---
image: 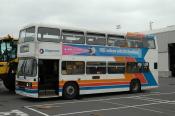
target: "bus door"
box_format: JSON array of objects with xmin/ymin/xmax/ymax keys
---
[{"xmin": 38, "ymin": 59, "xmax": 59, "ymax": 97}]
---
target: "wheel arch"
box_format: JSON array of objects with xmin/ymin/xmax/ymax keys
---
[
  {"xmin": 63, "ymin": 81, "xmax": 80, "ymax": 94},
  {"xmin": 130, "ymin": 78, "xmax": 142, "ymax": 93}
]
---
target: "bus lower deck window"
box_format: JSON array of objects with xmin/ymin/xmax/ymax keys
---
[
  {"xmin": 62, "ymin": 61, "xmax": 85, "ymax": 75},
  {"xmin": 86, "ymin": 62, "xmax": 106, "ymax": 74}
]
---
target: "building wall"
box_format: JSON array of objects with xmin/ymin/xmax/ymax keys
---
[
  {"xmin": 156, "ymin": 31, "xmax": 175, "ymax": 52},
  {"xmin": 155, "ymin": 30, "xmax": 175, "ymax": 77}
]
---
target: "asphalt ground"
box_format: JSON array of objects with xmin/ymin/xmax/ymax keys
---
[{"xmin": 1, "ymin": 77, "xmax": 175, "ymax": 116}]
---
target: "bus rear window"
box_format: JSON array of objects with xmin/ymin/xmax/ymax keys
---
[
  {"xmin": 37, "ymin": 27, "xmax": 61, "ymax": 42},
  {"xmin": 143, "ymin": 38, "xmax": 156, "ymax": 49}
]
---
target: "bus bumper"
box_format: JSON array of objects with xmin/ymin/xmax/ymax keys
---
[{"xmin": 16, "ymin": 86, "xmax": 38, "ymax": 98}]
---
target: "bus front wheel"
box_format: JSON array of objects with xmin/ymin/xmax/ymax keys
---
[
  {"xmin": 130, "ymin": 79, "xmax": 141, "ymax": 93},
  {"xmin": 63, "ymin": 82, "xmax": 79, "ymax": 99},
  {"xmin": 3, "ymin": 75, "xmax": 15, "ymax": 91}
]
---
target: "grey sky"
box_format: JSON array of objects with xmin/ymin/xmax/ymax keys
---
[{"xmin": 0, "ymin": 0, "xmax": 175, "ymax": 37}]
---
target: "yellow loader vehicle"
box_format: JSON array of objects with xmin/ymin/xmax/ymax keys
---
[{"xmin": 0, "ymin": 35, "xmax": 18, "ymax": 91}]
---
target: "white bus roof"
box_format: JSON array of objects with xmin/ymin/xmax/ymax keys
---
[
  {"xmin": 20, "ymin": 23, "xmax": 125, "ymax": 36},
  {"xmin": 144, "ymin": 25, "xmax": 175, "ymax": 34}
]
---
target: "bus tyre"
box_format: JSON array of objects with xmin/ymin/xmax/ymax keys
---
[
  {"xmin": 63, "ymin": 82, "xmax": 79, "ymax": 99},
  {"xmin": 3, "ymin": 76, "xmax": 15, "ymax": 91},
  {"xmin": 130, "ymin": 79, "xmax": 141, "ymax": 93},
  {"xmin": 4, "ymin": 63, "xmax": 17, "ymax": 91}
]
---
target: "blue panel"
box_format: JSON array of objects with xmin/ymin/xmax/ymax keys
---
[
  {"xmin": 143, "ymin": 72, "xmax": 158, "ymax": 86},
  {"xmin": 80, "ymin": 84, "xmax": 130, "ymax": 90},
  {"xmin": 16, "ymin": 87, "xmax": 38, "ymax": 93},
  {"xmin": 142, "ymin": 48, "xmax": 148, "ymax": 58}
]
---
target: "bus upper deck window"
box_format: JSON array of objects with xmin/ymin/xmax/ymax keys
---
[
  {"xmin": 127, "ymin": 41, "xmax": 142, "ymax": 48},
  {"xmin": 25, "ymin": 27, "xmax": 35, "ymax": 42},
  {"xmin": 63, "ymin": 35, "xmax": 84, "ymax": 44},
  {"xmin": 127, "ymin": 38, "xmax": 143, "ymax": 48},
  {"xmin": 37, "ymin": 27, "xmax": 61, "ymax": 42},
  {"xmin": 86, "ymin": 37, "xmax": 106, "ymax": 45},
  {"xmin": 143, "ymin": 38, "xmax": 155, "ymax": 49},
  {"xmin": 19, "ymin": 27, "xmax": 35, "ymax": 43},
  {"xmin": 62, "ymin": 30, "xmax": 85, "ymax": 44},
  {"xmin": 107, "ymin": 35, "xmax": 125, "ymax": 47},
  {"xmin": 86, "ymin": 32, "xmax": 106, "ymax": 45}
]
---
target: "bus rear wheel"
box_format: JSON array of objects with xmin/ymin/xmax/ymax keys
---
[
  {"xmin": 63, "ymin": 82, "xmax": 79, "ymax": 99},
  {"xmin": 130, "ymin": 79, "xmax": 141, "ymax": 93}
]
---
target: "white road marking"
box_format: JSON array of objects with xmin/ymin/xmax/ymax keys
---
[
  {"xmin": 24, "ymin": 91, "xmax": 175, "ymax": 116},
  {"xmin": 54, "ymin": 101, "xmax": 175, "ymax": 116},
  {"xmin": 132, "ymin": 96, "xmax": 169, "ymax": 102},
  {"xmin": 140, "ymin": 105, "xmax": 175, "ymax": 114},
  {"xmin": 102, "ymin": 101, "xmax": 164, "ymax": 114},
  {"xmin": 0, "ymin": 110, "xmax": 29, "ymax": 116},
  {"xmin": 25, "ymin": 91, "xmax": 175, "ymax": 108},
  {"xmin": 25, "ymin": 106, "xmax": 49, "ymax": 116}
]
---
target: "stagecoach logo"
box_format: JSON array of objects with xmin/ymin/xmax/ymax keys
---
[
  {"xmin": 40, "ymin": 49, "xmax": 59, "ymax": 54},
  {"xmin": 40, "ymin": 49, "xmax": 44, "ymax": 54}
]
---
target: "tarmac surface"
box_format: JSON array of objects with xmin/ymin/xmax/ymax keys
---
[{"xmin": 1, "ymin": 77, "xmax": 175, "ymax": 116}]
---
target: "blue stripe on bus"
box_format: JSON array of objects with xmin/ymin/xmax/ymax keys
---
[
  {"xmin": 16, "ymin": 87, "xmax": 38, "ymax": 93},
  {"xmin": 58, "ymin": 83, "xmax": 157, "ymax": 93},
  {"xmin": 135, "ymin": 58, "xmax": 145, "ymax": 62},
  {"xmin": 58, "ymin": 84, "xmax": 129, "ymax": 92},
  {"xmin": 143, "ymin": 72, "xmax": 158, "ymax": 86},
  {"xmin": 80, "ymin": 84, "xmax": 130, "ymax": 90},
  {"xmin": 142, "ymin": 48, "xmax": 148, "ymax": 58},
  {"xmin": 136, "ymin": 48, "xmax": 158, "ymax": 87}
]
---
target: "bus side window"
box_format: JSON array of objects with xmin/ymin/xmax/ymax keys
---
[
  {"xmin": 126, "ymin": 62, "xmax": 142, "ymax": 73},
  {"xmin": 127, "ymin": 62, "xmax": 149, "ymax": 73},
  {"xmin": 62, "ymin": 30, "xmax": 85, "ymax": 44},
  {"xmin": 108, "ymin": 62, "xmax": 125, "ymax": 74},
  {"xmin": 62, "ymin": 61, "xmax": 85, "ymax": 75},
  {"xmin": 107, "ymin": 34, "xmax": 125, "ymax": 47},
  {"xmin": 127, "ymin": 40, "xmax": 143, "ymax": 48},
  {"xmin": 62, "ymin": 35, "xmax": 85, "ymax": 44},
  {"xmin": 86, "ymin": 32, "xmax": 106, "ymax": 46},
  {"xmin": 86, "ymin": 62, "xmax": 106, "ymax": 74},
  {"xmin": 37, "ymin": 27, "xmax": 61, "ymax": 42}
]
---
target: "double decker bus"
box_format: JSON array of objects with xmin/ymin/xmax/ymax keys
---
[{"xmin": 16, "ymin": 24, "xmax": 158, "ymax": 99}]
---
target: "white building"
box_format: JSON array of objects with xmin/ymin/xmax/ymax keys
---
[{"xmin": 145, "ymin": 26, "xmax": 175, "ymax": 77}]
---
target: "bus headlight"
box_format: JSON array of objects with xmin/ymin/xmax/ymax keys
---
[{"xmin": 26, "ymin": 82, "xmax": 32, "ymax": 87}]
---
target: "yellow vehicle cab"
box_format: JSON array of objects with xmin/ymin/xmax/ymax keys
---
[{"xmin": 0, "ymin": 35, "xmax": 18, "ymax": 91}]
